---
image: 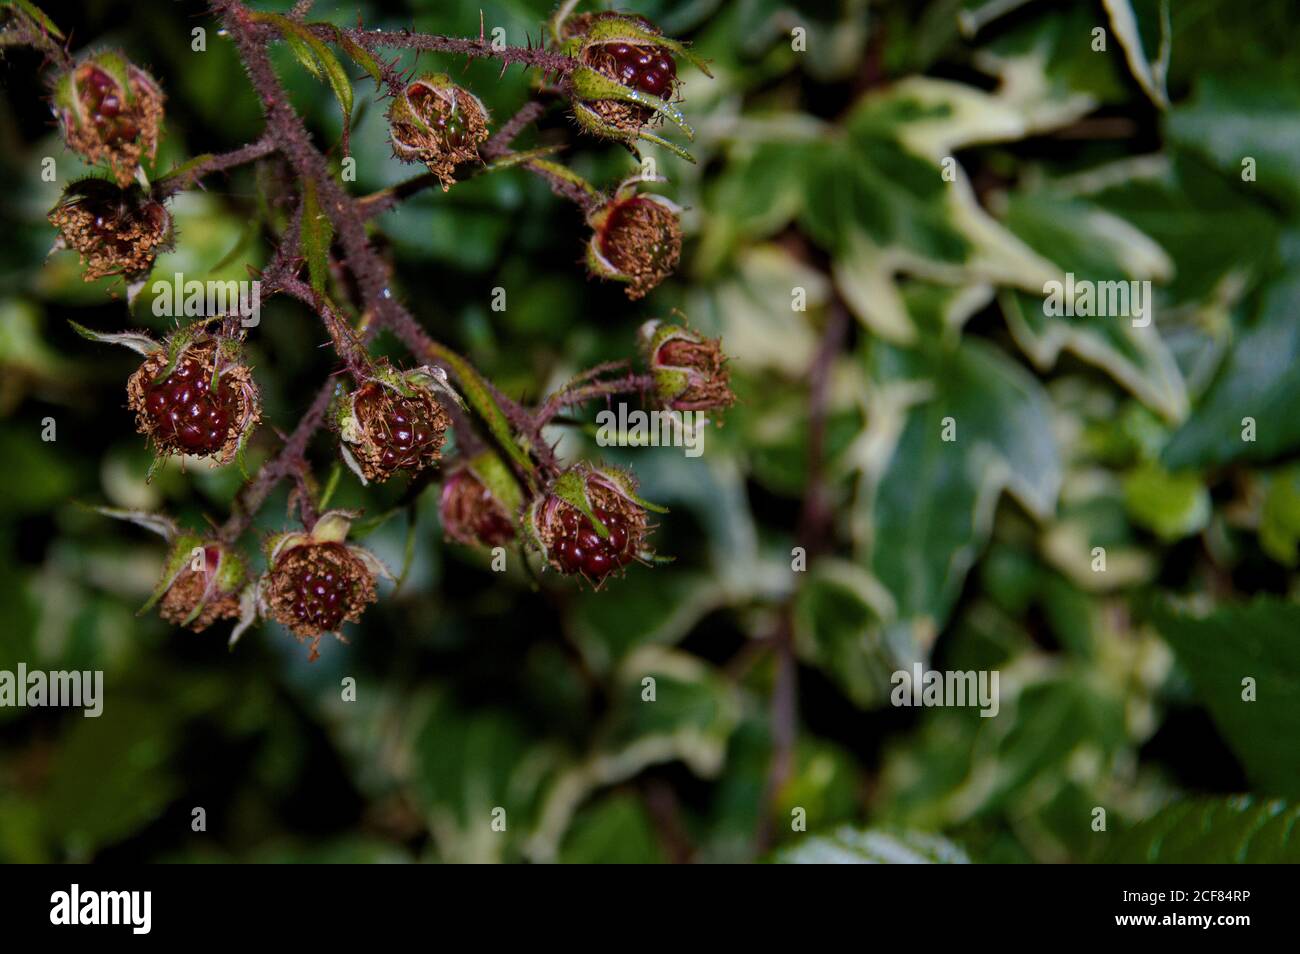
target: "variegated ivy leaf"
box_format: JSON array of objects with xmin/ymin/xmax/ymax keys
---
[
  {"xmin": 958, "ymin": 0, "xmax": 1038, "ymax": 39},
  {"xmin": 773, "ymin": 827, "xmax": 970, "ymax": 864},
  {"xmin": 850, "ymin": 337, "xmax": 1062, "ymax": 639},
  {"xmin": 995, "ymin": 189, "xmax": 1185, "ymax": 422},
  {"xmin": 972, "ymin": 0, "xmax": 1132, "ymax": 111},
  {"xmin": 411, "ymin": 692, "xmax": 560, "ymax": 864},
  {"xmin": 705, "ymin": 68, "xmax": 1099, "ymax": 344},
  {"xmin": 792, "ymin": 559, "xmax": 899, "ymax": 709},
  {"xmin": 525, "ymin": 647, "xmax": 740, "ymax": 862},
  {"xmin": 688, "ymin": 245, "xmax": 823, "ymax": 377},
  {"xmin": 1050, "ymin": 152, "xmax": 1283, "ymax": 399},
  {"xmin": 822, "ymin": 76, "xmax": 1093, "ymax": 342},
  {"xmin": 1101, "ymin": 0, "xmax": 1172, "ymax": 108}
]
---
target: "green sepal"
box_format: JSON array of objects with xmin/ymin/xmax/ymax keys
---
[
  {"xmin": 552, "ymin": 469, "xmax": 610, "ymax": 538},
  {"xmin": 138, "ymin": 532, "xmax": 202, "ymax": 615},
  {"xmin": 599, "ymin": 465, "xmax": 669, "ymax": 514},
  {"xmin": 570, "ymin": 66, "xmax": 694, "ymax": 140},
  {"xmin": 586, "ymin": 233, "xmax": 630, "ymax": 282},
  {"xmin": 311, "ymin": 509, "xmax": 355, "ymax": 544},
  {"xmin": 67, "ymin": 320, "xmax": 159, "ymax": 356},
  {"xmin": 630, "ymin": 126, "xmax": 697, "ymax": 163}
]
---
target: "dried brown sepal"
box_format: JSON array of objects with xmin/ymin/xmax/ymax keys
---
[
  {"xmin": 159, "ymin": 566, "xmax": 241, "ymax": 631},
  {"xmin": 47, "ymin": 179, "xmax": 171, "ymax": 282},
  {"xmin": 588, "ymin": 192, "xmax": 682, "ymax": 300},
  {"xmin": 387, "ymin": 74, "xmax": 490, "ymax": 190},
  {"xmin": 264, "ymin": 542, "xmax": 377, "ymax": 651}
]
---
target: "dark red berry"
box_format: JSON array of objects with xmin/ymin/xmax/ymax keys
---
[
  {"xmin": 141, "ymin": 353, "xmax": 238, "ymax": 455},
  {"xmin": 78, "ymin": 66, "xmax": 140, "ymax": 148},
  {"xmin": 593, "ymin": 42, "xmax": 677, "ymax": 98},
  {"xmin": 355, "ymin": 383, "xmax": 444, "ymax": 473},
  {"xmin": 284, "ymin": 544, "xmax": 355, "ymax": 633},
  {"xmin": 550, "ymin": 503, "xmax": 635, "ymax": 581}
]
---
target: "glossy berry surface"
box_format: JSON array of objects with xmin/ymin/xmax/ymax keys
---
[
  {"xmin": 551, "ymin": 505, "xmax": 635, "ymax": 580},
  {"xmin": 597, "ymin": 42, "xmax": 677, "ymax": 98},
  {"xmin": 284, "ymin": 545, "xmax": 354, "ymax": 633},
  {"xmin": 143, "ymin": 353, "xmax": 237, "ymax": 455},
  {"xmin": 78, "ymin": 65, "xmax": 139, "ymax": 145},
  {"xmin": 355, "ymin": 383, "xmax": 441, "ymax": 472}
]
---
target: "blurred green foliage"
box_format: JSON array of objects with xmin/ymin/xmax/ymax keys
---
[{"xmin": 3, "ymin": 0, "xmax": 1300, "ymax": 863}]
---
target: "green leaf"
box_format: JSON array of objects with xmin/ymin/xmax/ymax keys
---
[
  {"xmin": 1259, "ymin": 465, "xmax": 1300, "ymax": 566},
  {"xmin": 1163, "ymin": 271, "xmax": 1300, "ymax": 468},
  {"xmin": 413, "ymin": 694, "xmax": 558, "ymax": 863},
  {"xmin": 1152, "ymin": 598, "xmax": 1300, "ymax": 794},
  {"xmin": 558, "ymin": 794, "xmax": 666, "ymax": 864},
  {"xmin": 299, "ymin": 177, "xmax": 332, "ymax": 296},
  {"xmin": 997, "ymin": 187, "xmax": 1184, "ymax": 421},
  {"xmin": 1122, "ymin": 463, "xmax": 1209, "ymax": 541},
  {"xmin": 792, "ymin": 560, "xmax": 897, "ymax": 708},
  {"xmin": 320, "ymin": 26, "xmax": 383, "ymax": 88},
  {"xmin": 1084, "ymin": 152, "xmax": 1280, "ymax": 310},
  {"xmin": 431, "ymin": 345, "xmax": 534, "ymax": 476},
  {"xmin": 257, "ymin": 13, "xmax": 353, "ymax": 139},
  {"xmin": 1104, "ymin": 796, "xmax": 1300, "ymax": 863},
  {"xmin": 5, "ymin": 0, "xmax": 63, "ymax": 38},
  {"xmin": 43, "ymin": 697, "xmax": 180, "ymax": 857},
  {"xmin": 527, "ymin": 648, "xmax": 740, "ymax": 862},
  {"xmin": 855, "ymin": 337, "xmax": 1061, "ymax": 634},
  {"xmin": 1167, "ymin": 74, "xmax": 1300, "ymax": 213},
  {"xmin": 973, "ymin": 1, "xmax": 1129, "ymax": 106},
  {"xmin": 772, "ymin": 827, "xmax": 970, "ymax": 864}
]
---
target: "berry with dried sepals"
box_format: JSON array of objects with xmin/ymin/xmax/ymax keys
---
[
  {"xmin": 640, "ymin": 319, "xmax": 734, "ymax": 412},
  {"xmin": 146, "ymin": 535, "xmax": 248, "ymax": 632},
  {"xmin": 587, "ymin": 179, "xmax": 682, "ymax": 300},
  {"xmin": 556, "ymin": 12, "xmax": 709, "ymax": 160},
  {"xmin": 124, "ymin": 328, "xmax": 260, "ymax": 469},
  {"xmin": 387, "ymin": 74, "xmax": 490, "ymax": 190},
  {"xmin": 440, "ymin": 451, "xmax": 522, "ymax": 548},
  {"xmin": 47, "ymin": 178, "xmax": 172, "ymax": 284},
  {"xmin": 254, "ymin": 510, "xmax": 391, "ymax": 660},
  {"xmin": 92, "ymin": 507, "xmax": 248, "ymax": 634},
  {"xmin": 524, "ymin": 463, "xmax": 667, "ymax": 585},
  {"xmin": 331, "ymin": 360, "xmax": 455, "ymax": 484},
  {"xmin": 52, "ymin": 51, "xmax": 164, "ymax": 186}
]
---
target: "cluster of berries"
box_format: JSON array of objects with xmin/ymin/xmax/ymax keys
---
[{"xmin": 41, "ymin": 9, "xmax": 728, "ymax": 663}]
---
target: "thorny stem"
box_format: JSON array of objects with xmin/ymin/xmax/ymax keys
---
[
  {"xmin": 0, "ymin": 12, "xmax": 71, "ymax": 69},
  {"xmin": 479, "ymin": 101, "xmax": 548, "ymax": 159},
  {"xmin": 305, "ymin": 24, "xmax": 578, "ymax": 76},
  {"xmin": 14, "ymin": 0, "xmax": 671, "ymax": 539},
  {"xmin": 154, "ymin": 137, "xmax": 277, "ymax": 196},
  {"xmin": 218, "ymin": 375, "xmax": 337, "ymax": 543},
  {"xmin": 534, "ymin": 371, "xmax": 655, "ymax": 430}
]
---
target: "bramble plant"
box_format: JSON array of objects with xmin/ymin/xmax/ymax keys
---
[{"xmin": 9, "ymin": 0, "xmax": 731, "ymax": 657}]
